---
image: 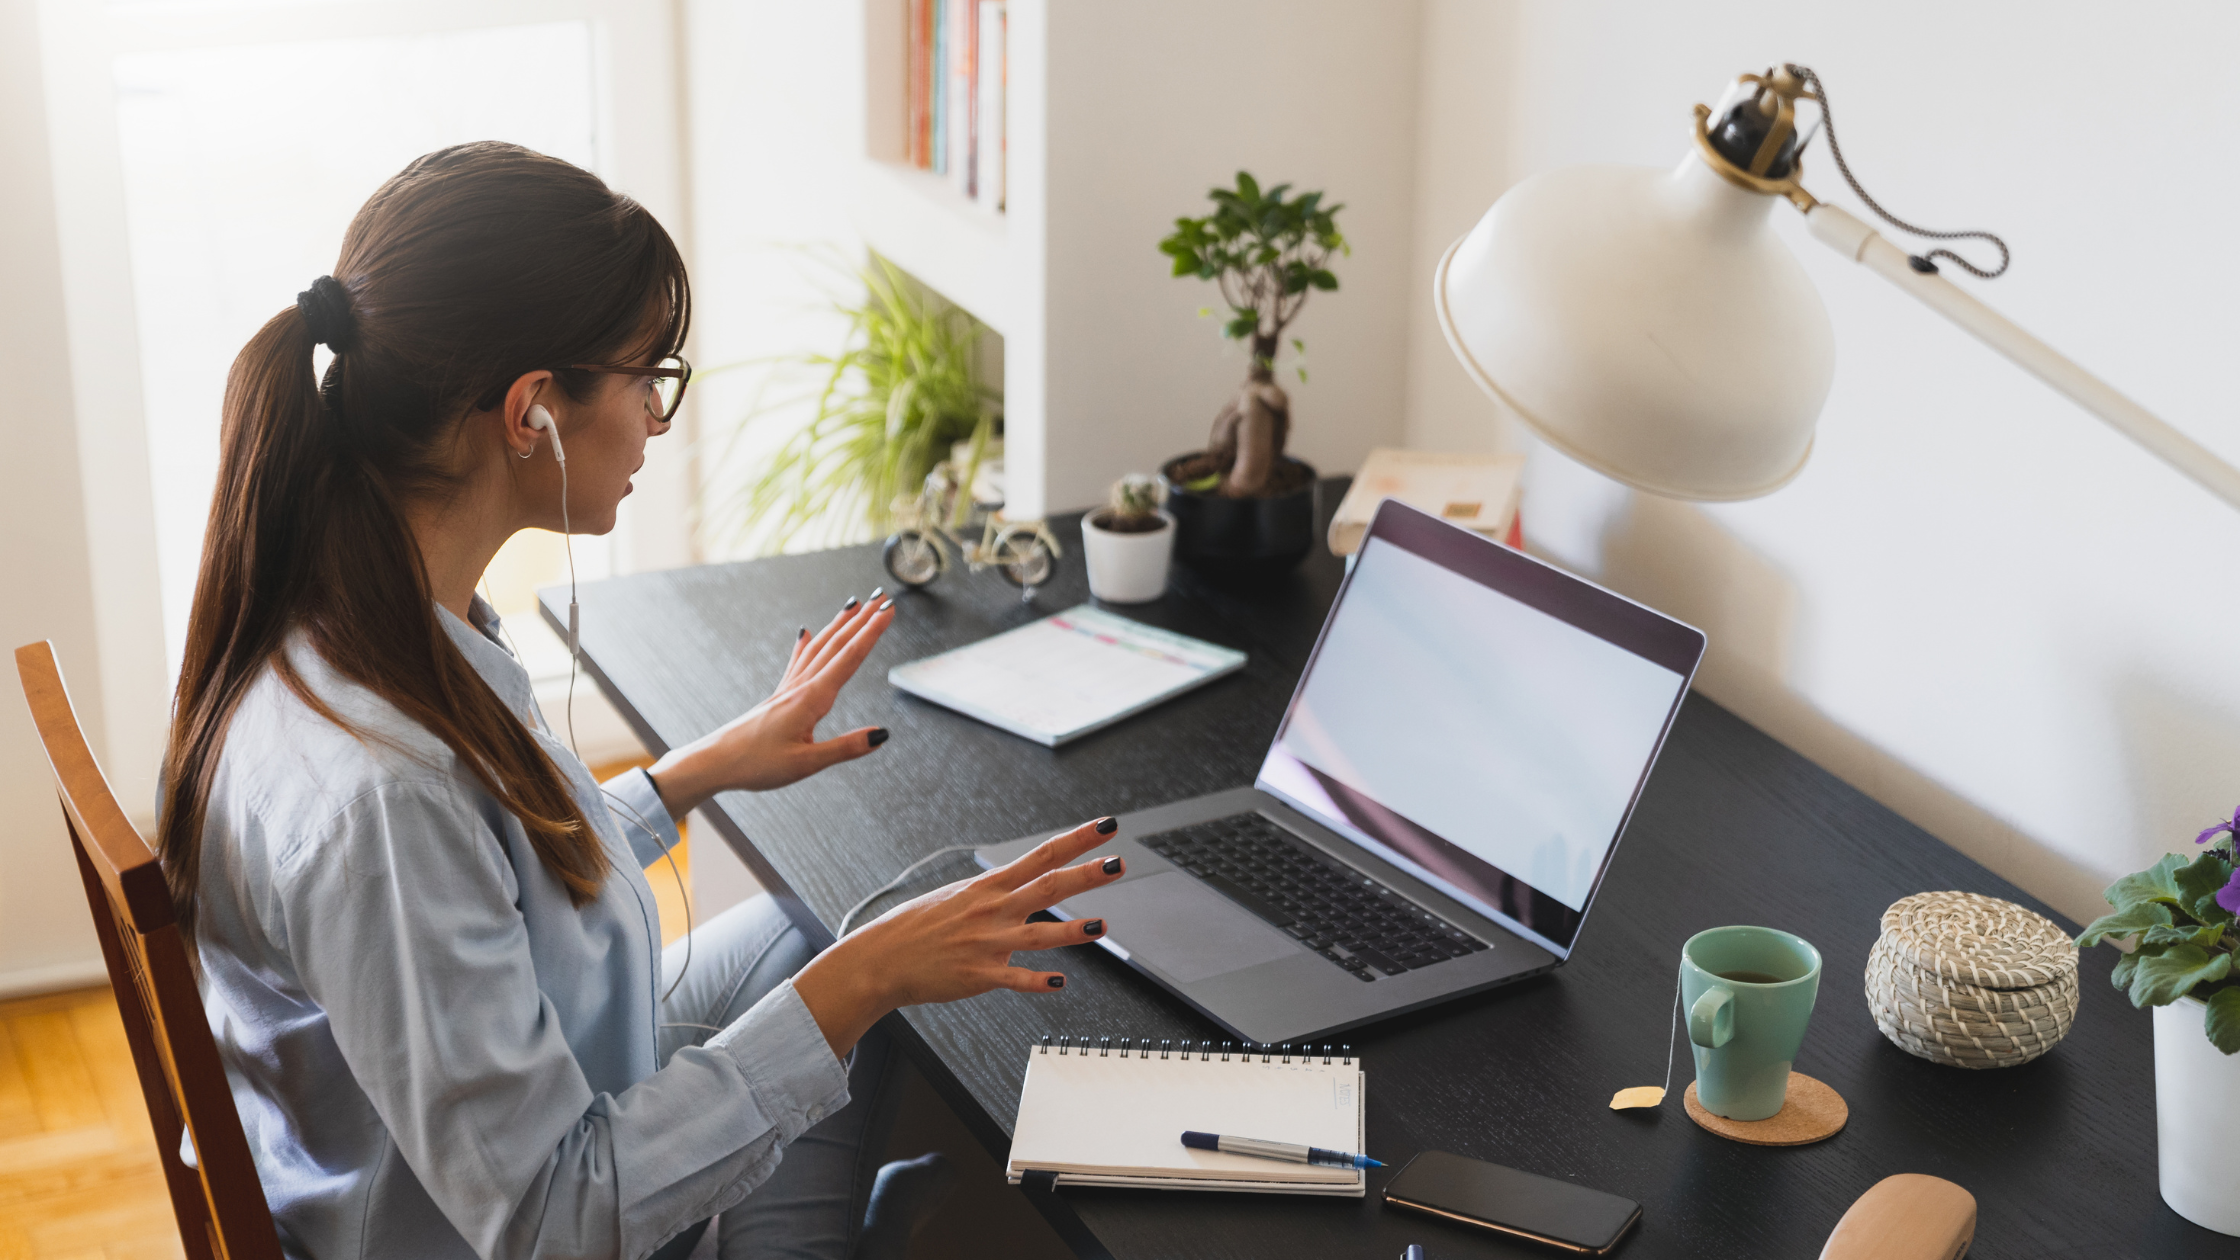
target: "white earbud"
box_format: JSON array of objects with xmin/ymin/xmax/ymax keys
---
[
  {"xmin": 524, "ymin": 402, "xmax": 579, "ymax": 658},
  {"xmin": 525, "ymin": 404, "xmax": 565, "ymax": 464}
]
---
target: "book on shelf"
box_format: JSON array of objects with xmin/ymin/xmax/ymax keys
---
[
  {"xmin": 930, "ymin": 0, "xmax": 947, "ymax": 175},
  {"xmin": 975, "ymin": 0, "xmax": 1005, "ymax": 210},
  {"xmin": 900, "ymin": 0, "xmax": 1005, "ymax": 211},
  {"xmin": 1327, "ymin": 448, "xmax": 1526, "ymax": 556},
  {"xmin": 948, "ymin": 0, "xmax": 973, "ymax": 191},
  {"xmin": 907, "ymin": 0, "xmax": 931, "ymax": 168}
]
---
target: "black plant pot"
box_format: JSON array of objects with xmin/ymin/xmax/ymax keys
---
[{"xmin": 1160, "ymin": 455, "xmax": 1319, "ymax": 581}]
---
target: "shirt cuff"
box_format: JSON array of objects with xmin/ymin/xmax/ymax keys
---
[
  {"xmin": 603, "ymin": 767, "xmax": 682, "ymax": 868},
  {"xmin": 709, "ymin": 979, "xmax": 852, "ymax": 1141}
]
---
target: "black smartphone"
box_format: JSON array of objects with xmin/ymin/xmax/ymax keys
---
[{"xmin": 1383, "ymin": 1150, "xmax": 1642, "ymax": 1255}]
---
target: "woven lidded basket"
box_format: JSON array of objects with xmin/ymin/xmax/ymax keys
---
[{"xmin": 1866, "ymin": 890, "xmax": 2080, "ymax": 1069}]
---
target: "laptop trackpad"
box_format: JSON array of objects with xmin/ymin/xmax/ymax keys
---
[{"xmin": 1068, "ymin": 872, "xmax": 1302, "ymax": 984}]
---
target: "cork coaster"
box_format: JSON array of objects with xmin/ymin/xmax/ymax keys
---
[{"xmin": 1682, "ymin": 1072, "xmax": 1847, "ymax": 1146}]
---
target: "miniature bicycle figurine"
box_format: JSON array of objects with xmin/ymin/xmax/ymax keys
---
[{"xmin": 882, "ymin": 460, "xmax": 1061, "ymax": 594}]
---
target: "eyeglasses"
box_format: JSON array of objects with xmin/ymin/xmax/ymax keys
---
[{"xmin": 568, "ymin": 355, "xmax": 692, "ymax": 423}]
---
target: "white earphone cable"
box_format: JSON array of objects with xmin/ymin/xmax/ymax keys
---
[
  {"xmin": 535, "ymin": 410, "xmax": 692, "ymax": 1001},
  {"xmin": 557, "ymin": 446, "xmax": 580, "ymax": 761},
  {"xmin": 837, "ymin": 846, "xmax": 983, "ymax": 937},
  {"xmin": 536, "ymin": 413, "xmax": 695, "ymax": 1001},
  {"xmin": 601, "ymin": 786, "xmax": 696, "ymax": 1005}
]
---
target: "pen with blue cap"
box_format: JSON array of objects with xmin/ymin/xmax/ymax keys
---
[{"xmin": 1180, "ymin": 1130, "xmax": 1385, "ymax": 1169}]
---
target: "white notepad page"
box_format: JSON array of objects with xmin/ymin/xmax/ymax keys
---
[
  {"xmin": 1008, "ymin": 1043, "xmax": 1364, "ymax": 1193},
  {"xmin": 887, "ymin": 605, "xmax": 1246, "ymax": 746}
]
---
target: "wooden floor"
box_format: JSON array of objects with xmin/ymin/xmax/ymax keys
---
[{"xmin": 0, "ymin": 986, "xmax": 181, "ymax": 1259}]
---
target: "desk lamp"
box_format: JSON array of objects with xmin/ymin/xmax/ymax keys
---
[{"xmin": 1433, "ymin": 63, "xmax": 2240, "ymax": 508}]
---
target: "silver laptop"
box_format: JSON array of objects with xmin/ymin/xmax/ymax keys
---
[{"xmin": 975, "ymin": 498, "xmax": 1706, "ymax": 1045}]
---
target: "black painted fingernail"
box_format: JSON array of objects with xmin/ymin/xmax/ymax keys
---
[
  {"xmin": 1101, "ymin": 856, "xmax": 1123, "ymax": 876},
  {"xmin": 1084, "ymin": 919, "xmax": 1104, "ymax": 937},
  {"xmin": 1047, "ymin": 975, "xmax": 1066, "ymax": 988},
  {"xmin": 798, "ymin": 627, "xmax": 807, "ymax": 639},
  {"xmin": 1095, "ymin": 817, "xmax": 1118, "ymax": 835},
  {"xmin": 843, "ymin": 596, "xmax": 860, "ymax": 612},
  {"xmin": 868, "ymin": 728, "xmax": 890, "ymax": 748}
]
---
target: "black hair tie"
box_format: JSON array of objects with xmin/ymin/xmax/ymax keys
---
[{"xmin": 295, "ymin": 275, "xmax": 357, "ymax": 352}]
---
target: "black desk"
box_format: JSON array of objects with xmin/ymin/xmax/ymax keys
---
[{"xmin": 550, "ymin": 482, "xmax": 2219, "ymax": 1259}]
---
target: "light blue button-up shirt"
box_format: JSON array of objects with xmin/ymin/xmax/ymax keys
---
[{"xmin": 193, "ymin": 599, "xmax": 849, "ymax": 1259}]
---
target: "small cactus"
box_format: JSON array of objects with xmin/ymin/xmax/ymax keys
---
[
  {"xmin": 1091, "ymin": 474, "xmax": 1168, "ymax": 535},
  {"xmin": 1110, "ymin": 473, "xmax": 1166, "ymax": 522}
]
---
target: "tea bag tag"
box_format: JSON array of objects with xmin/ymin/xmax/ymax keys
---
[{"xmin": 1610, "ymin": 973, "xmax": 1683, "ymax": 1111}]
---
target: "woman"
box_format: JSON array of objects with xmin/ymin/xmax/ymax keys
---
[{"xmin": 163, "ymin": 141, "xmax": 1121, "ymax": 1260}]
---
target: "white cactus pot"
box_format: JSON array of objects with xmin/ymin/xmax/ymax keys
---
[
  {"xmin": 2155, "ymin": 996, "xmax": 2240, "ymax": 1235},
  {"xmin": 1080, "ymin": 511, "xmax": 1175, "ymax": 604}
]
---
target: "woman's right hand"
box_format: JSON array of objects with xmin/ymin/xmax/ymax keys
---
[{"xmin": 792, "ymin": 818, "xmax": 1125, "ymax": 1059}]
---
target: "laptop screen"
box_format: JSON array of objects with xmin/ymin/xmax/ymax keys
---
[{"xmin": 1255, "ymin": 499, "xmax": 1704, "ymax": 956}]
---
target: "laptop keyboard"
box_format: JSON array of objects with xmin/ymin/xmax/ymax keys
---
[{"xmin": 1141, "ymin": 813, "xmax": 1490, "ymax": 982}]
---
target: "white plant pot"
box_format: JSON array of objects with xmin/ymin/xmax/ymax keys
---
[
  {"xmin": 2155, "ymin": 997, "xmax": 2240, "ymax": 1234},
  {"xmin": 1081, "ymin": 512, "xmax": 1175, "ymax": 604}
]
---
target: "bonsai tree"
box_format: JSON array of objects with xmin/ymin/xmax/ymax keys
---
[
  {"xmin": 1159, "ymin": 172, "xmax": 1345, "ymax": 498},
  {"xmin": 2076, "ymin": 805, "xmax": 2240, "ymax": 1052}
]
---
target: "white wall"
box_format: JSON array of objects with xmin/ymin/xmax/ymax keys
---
[
  {"xmin": 1, "ymin": 0, "xmax": 110, "ymax": 996},
  {"xmin": 1040, "ymin": 0, "xmax": 1422, "ymax": 511},
  {"xmin": 1405, "ymin": 0, "xmax": 2240, "ymax": 924},
  {"xmin": 681, "ymin": 0, "xmax": 872, "ymax": 560},
  {"xmin": 37, "ymin": 0, "xmax": 175, "ymax": 843}
]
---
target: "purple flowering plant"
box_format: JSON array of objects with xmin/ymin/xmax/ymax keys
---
[{"xmin": 2076, "ymin": 805, "xmax": 2240, "ymax": 1054}]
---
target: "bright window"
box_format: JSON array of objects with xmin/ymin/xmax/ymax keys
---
[{"xmin": 112, "ymin": 17, "xmax": 608, "ymax": 678}]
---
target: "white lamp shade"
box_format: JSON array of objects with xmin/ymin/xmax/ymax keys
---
[{"xmin": 1434, "ymin": 154, "xmax": 1836, "ymax": 500}]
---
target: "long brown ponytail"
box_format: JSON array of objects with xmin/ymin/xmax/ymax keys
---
[{"xmin": 160, "ymin": 142, "xmax": 690, "ymax": 947}]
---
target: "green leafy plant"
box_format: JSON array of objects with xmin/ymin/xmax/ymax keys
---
[
  {"xmin": 2077, "ymin": 809, "xmax": 2240, "ymax": 1053},
  {"xmin": 1157, "ymin": 171, "xmax": 1345, "ymax": 498},
  {"xmin": 724, "ymin": 253, "xmax": 998, "ymax": 552}
]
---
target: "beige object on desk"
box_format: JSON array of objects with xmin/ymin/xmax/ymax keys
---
[
  {"xmin": 1327, "ymin": 448, "xmax": 1524, "ymax": 556},
  {"xmin": 1867, "ymin": 890, "xmax": 2079, "ymax": 1069},
  {"xmin": 1817, "ymin": 1173, "xmax": 1976, "ymax": 1260}
]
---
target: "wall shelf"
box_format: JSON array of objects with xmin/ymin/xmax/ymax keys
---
[
  {"xmin": 704, "ymin": 0, "xmax": 1420, "ymax": 519},
  {"xmin": 855, "ymin": 158, "xmax": 1016, "ymax": 336}
]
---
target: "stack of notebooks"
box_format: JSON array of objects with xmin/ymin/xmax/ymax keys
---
[
  {"xmin": 905, "ymin": 0, "xmax": 1005, "ymax": 211},
  {"xmin": 1006, "ymin": 1035, "xmax": 1367, "ymax": 1196}
]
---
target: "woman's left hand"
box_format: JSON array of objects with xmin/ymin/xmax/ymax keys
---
[{"xmin": 646, "ymin": 591, "xmax": 896, "ymax": 816}]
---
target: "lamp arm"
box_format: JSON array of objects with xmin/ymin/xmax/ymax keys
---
[{"xmin": 1804, "ymin": 203, "xmax": 2240, "ymax": 513}]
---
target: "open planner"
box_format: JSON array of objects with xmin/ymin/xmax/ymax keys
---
[
  {"xmin": 1006, "ymin": 1036, "xmax": 1367, "ymax": 1196},
  {"xmin": 887, "ymin": 604, "xmax": 1246, "ymax": 747}
]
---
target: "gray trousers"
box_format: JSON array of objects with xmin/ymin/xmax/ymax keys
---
[{"xmin": 651, "ymin": 895, "xmax": 897, "ymax": 1260}]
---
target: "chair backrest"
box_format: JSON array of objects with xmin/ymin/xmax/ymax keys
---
[{"xmin": 14, "ymin": 641, "xmax": 281, "ymax": 1260}]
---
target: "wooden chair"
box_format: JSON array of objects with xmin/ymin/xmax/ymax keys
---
[{"xmin": 15, "ymin": 641, "xmax": 281, "ymax": 1260}]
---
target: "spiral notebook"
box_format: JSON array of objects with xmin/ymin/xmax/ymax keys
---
[
  {"xmin": 1006, "ymin": 1036, "xmax": 1366, "ymax": 1196},
  {"xmin": 887, "ymin": 605, "xmax": 1247, "ymax": 747}
]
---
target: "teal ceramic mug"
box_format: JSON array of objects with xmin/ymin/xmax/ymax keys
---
[{"xmin": 1680, "ymin": 925, "xmax": 1823, "ymax": 1121}]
